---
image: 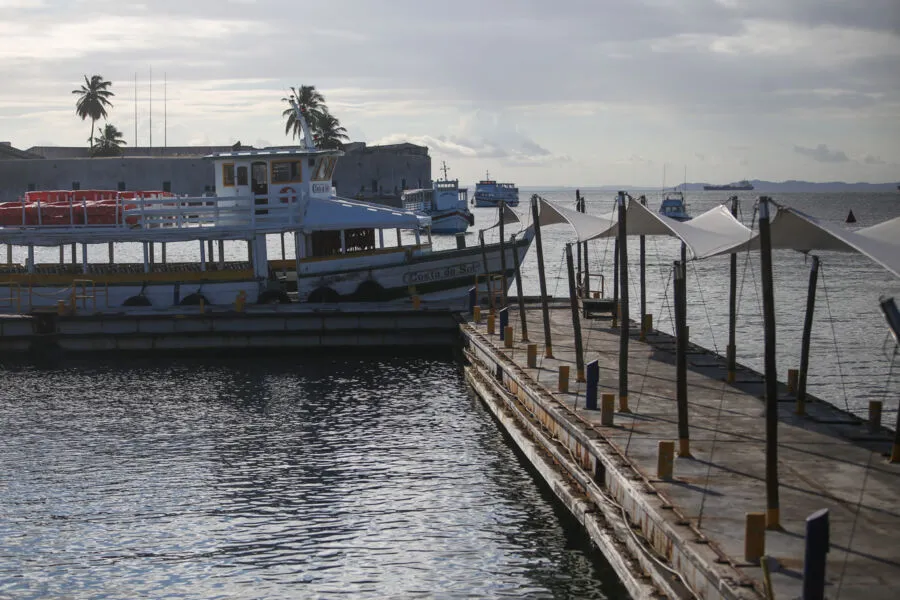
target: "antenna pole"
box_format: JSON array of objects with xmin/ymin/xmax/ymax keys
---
[
  {"xmin": 164, "ymin": 72, "xmax": 167, "ymax": 149},
  {"xmin": 149, "ymin": 66, "xmax": 152, "ymax": 152},
  {"xmin": 134, "ymin": 72, "xmax": 137, "ymax": 150}
]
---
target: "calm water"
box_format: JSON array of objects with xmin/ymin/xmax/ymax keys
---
[
  {"xmin": 467, "ymin": 190, "xmax": 900, "ymax": 418},
  {"xmin": 0, "ymin": 356, "xmax": 628, "ymax": 599}
]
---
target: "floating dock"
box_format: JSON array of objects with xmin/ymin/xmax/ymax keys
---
[
  {"xmin": 0, "ymin": 303, "xmax": 462, "ymax": 355},
  {"xmin": 462, "ymin": 305, "xmax": 900, "ymax": 600}
]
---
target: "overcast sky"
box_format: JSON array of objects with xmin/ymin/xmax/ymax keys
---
[{"xmin": 0, "ymin": 0, "xmax": 898, "ymax": 185}]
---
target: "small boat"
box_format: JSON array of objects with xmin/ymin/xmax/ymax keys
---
[
  {"xmin": 401, "ymin": 162, "xmax": 474, "ymax": 234},
  {"xmin": 472, "ymin": 172, "xmax": 519, "ymax": 208},
  {"xmin": 659, "ymin": 189, "xmax": 692, "ymax": 221},
  {"xmin": 0, "ymin": 101, "xmax": 533, "ymax": 312}
]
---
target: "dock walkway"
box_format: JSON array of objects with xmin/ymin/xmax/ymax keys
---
[{"xmin": 462, "ymin": 306, "xmax": 900, "ymax": 599}]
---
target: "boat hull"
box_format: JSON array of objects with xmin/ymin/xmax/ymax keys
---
[
  {"xmin": 430, "ymin": 210, "xmax": 474, "ymax": 234},
  {"xmin": 473, "ymin": 197, "xmax": 519, "ymax": 208}
]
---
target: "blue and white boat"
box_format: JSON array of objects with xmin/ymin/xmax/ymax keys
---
[
  {"xmin": 472, "ymin": 172, "xmax": 519, "ymax": 208},
  {"xmin": 659, "ymin": 189, "xmax": 691, "ymax": 221},
  {"xmin": 401, "ymin": 163, "xmax": 474, "ymax": 234}
]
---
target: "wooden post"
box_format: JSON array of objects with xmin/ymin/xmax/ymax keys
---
[
  {"xmin": 478, "ymin": 230, "xmax": 494, "ymax": 314},
  {"xmin": 758, "ymin": 196, "xmax": 780, "ymax": 530},
  {"xmin": 107, "ymin": 242, "xmax": 114, "ymax": 265},
  {"xmin": 218, "ymin": 239, "xmax": 225, "ymax": 269},
  {"xmin": 576, "ymin": 190, "xmax": 583, "ymax": 294},
  {"xmin": 797, "ymin": 256, "xmax": 819, "ymax": 415},
  {"xmin": 207, "ymin": 239, "xmax": 214, "ymax": 264},
  {"xmin": 558, "ymin": 365, "xmax": 569, "ymax": 393},
  {"xmin": 149, "ymin": 242, "xmax": 155, "ymax": 265},
  {"xmin": 612, "ymin": 234, "xmax": 619, "ymax": 307},
  {"xmin": 582, "ymin": 194, "xmax": 590, "ymax": 298},
  {"xmin": 531, "ymin": 195, "xmax": 553, "ymax": 357},
  {"xmin": 70, "ymin": 243, "xmax": 76, "ymax": 265},
  {"xmin": 527, "ymin": 343, "xmax": 537, "ymax": 368},
  {"xmin": 5, "ymin": 244, "xmax": 10, "ymax": 265},
  {"xmin": 280, "ymin": 232, "xmax": 286, "ymax": 260},
  {"xmin": 639, "ymin": 195, "xmax": 647, "ymax": 331},
  {"xmin": 511, "ymin": 233, "xmax": 529, "ymax": 341},
  {"xmin": 565, "ymin": 243, "xmax": 586, "ymax": 382},
  {"xmin": 161, "ymin": 242, "xmax": 167, "ymax": 265},
  {"xmin": 727, "ymin": 196, "xmax": 739, "ymax": 383},
  {"xmin": 59, "ymin": 245, "xmax": 64, "ymax": 265},
  {"xmin": 498, "ymin": 200, "xmax": 509, "ymax": 307},
  {"xmin": 601, "ymin": 393, "xmax": 616, "ymax": 426},
  {"xmin": 657, "ymin": 441, "xmax": 674, "ymax": 479},
  {"xmin": 675, "ymin": 260, "xmax": 691, "ymax": 457},
  {"xmin": 745, "ymin": 513, "xmax": 766, "ymax": 563},
  {"xmin": 617, "ymin": 192, "xmax": 629, "ymax": 409}
]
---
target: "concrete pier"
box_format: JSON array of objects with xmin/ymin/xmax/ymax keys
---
[{"xmin": 462, "ymin": 305, "xmax": 900, "ymax": 600}]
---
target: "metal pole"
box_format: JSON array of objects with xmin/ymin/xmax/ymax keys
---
[
  {"xmin": 639, "ymin": 195, "xmax": 647, "ymax": 323},
  {"xmin": 108, "ymin": 241, "xmax": 114, "ymax": 265},
  {"xmin": 797, "ymin": 256, "xmax": 820, "ymax": 414},
  {"xmin": 727, "ymin": 195, "xmax": 739, "ymax": 382},
  {"xmin": 511, "ymin": 233, "xmax": 529, "ymax": 341},
  {"xmin": 613, "ymin": 237, "xmax": 619, "ymax": 307},
  {"xmin": 617, "ymin": 191, "xmax": 629, "ymax": 406},
  {"xmin": 566, "ymin": 243, "xmax": 586, "ymax": 382},
  {"xmin": 161, "ymin": 242, "xmax": 167, "ymax": 264},
  {"xmin": 531, "ymin": 195, "xmax": 553, "ymax": 357},
  {"xmin": 71, "ymin": 243, "xmax": 76, "ymax": 265},
  {"xmin": 758, "ymin": 196, "xmax": 780, "ymax": 530},
  {"xmin": 499, "ymin": 200, "xmax": 509, "ymax": 307},
  {"xmin": 675, "ymin": 260, "xmax": 691, "ymax": 456}
]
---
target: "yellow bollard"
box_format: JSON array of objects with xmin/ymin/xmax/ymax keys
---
[
  {"xmin": 235, "ymin": 290, "xmax": 246, "ymax": 312},
  {"xmin": 869, "ymin": 400, "xmax": 883, "ymax": 433},
  {"xmin": 199, "ymin": 298, "xmax": 205, "ymax": 314},
  {"xmin": 412, "ymin": 295, "xmax": 421, "ymax": 310},
  {"xmin": 657, "ymin": 441, "xmax": 674, "ymax": 480},
  {"xmin": 473, "ymin": 305, "xmax": 482, "ymax": 323},
  {"xmin": 767, "ymin": 508, "xmax": 780, "ymax": 531},
  {"xmin": 57, "ymin": 300, "xmax": 66, "ymax": 316},
  {"xmin": 787, "ymin": 369, "xmax": 799, "ymax": 395},
  {"xmin": 601, "ymin": 393, "xmax": 615, "ymax": 426},
  {"xmin": 558, "ymin": 365, "xmax": 569, "ymax": 393},
  {"xmin": 576, "ymin": 367, "xmax": 585, "ymax": 383},
  {"xmin": 618, "ymin": 394, "xmax": 630, "ymax": 413},
  {"xmin": 504, "ymin": 326, "xmax": 514, "ymax": 348},
  {"xmin": 527, "ymin": 344, "xmax": 537, "ymax": 368},
  {"xmin": 745, "ymin": 513, "xmax": 766, "ymax": 562},
  {"xmin": 487, "ymin": 313, "xmax": 496, "ymax": 335},
  {"xmin": 679, "ymin": 438, "xmax": 692, "ymax": 458},
  {"xmin": 545, "ymin": 343, "xmax": 553, "ymax": 359}
]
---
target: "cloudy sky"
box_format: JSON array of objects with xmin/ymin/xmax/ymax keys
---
[{"xmin": 0, "ymin": 0, "xmax": 898, "ymax": 185}]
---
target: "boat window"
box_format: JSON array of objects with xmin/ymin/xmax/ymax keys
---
[
  {"xmin": 344, "ymin": 228, "xmax": 375, "ymax": 253},
  {"xmin": 222, "ymin": 163, "xmax": 235, "ymax": 187},
  {"xmin": 236, "ymin": 166, "xmax": 248, "ymax": 186},
  {"xmin": 271, "ymin": 160, "xmax": 303, "ymax": 184},
  {"xmin": 312, "ymin": 156, "xmax": 337, "ymax": 181}
]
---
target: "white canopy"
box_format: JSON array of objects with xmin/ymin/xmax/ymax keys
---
[
  {"xmin": 484, "ymin": 202, "xmax": 525, "ymax": 231},
  {"xmin": 536, "ymin": 197, "xmax": 616, "ymax": 241}
]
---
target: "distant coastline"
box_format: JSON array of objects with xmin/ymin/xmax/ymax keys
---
[{"xmin": 522, "ymin": 180, "xmax": 900, "ymax": 193}]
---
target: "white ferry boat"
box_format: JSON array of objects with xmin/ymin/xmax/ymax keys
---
[
  {"xmin": 0, "ymin": 102, "xmax": 532, "ymax": 313},
  {"xmin": 401, "ymin": 162, "xmax": 473, "ymax": 234},
  {"xmin": 658, "ymin": 189, "xmax": 692, "ymax": 221},
  {"xmin": 472, "ymin": 172, "xmax": 519, "ymax": 208}
]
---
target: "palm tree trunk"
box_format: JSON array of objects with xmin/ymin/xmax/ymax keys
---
[{"xmin": 89, "ymin": 119, "xmax": 96, "ymax": 149}]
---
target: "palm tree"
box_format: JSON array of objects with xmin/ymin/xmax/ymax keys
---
[
  {"xmin": 315, "ymin": 111, "xmax": 349, "ymax": 150},
  {"xmin": 91, "ymin": 123, "xmax": 127, "ymax": 157},
  {"xmin": 281, "ymin": 85, "xmax": 326, "ymax": 140},
  {"xmin": 72, "ymin": 74, "xmax": 115, "ymax": 149}
]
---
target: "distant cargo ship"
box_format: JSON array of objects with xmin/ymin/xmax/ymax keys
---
[{"xmin": 703, "ymin": 180, "xmax": 754, "ymax": 191}]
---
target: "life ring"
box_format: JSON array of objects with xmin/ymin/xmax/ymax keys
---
[{"xmin": 279, "ymin": 186, "xmax": 296, "ymax": 204}]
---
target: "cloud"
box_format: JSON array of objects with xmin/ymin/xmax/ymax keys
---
[{"xmin": 793, "ymin": 143, "xmax": 850, "ymax": 163}]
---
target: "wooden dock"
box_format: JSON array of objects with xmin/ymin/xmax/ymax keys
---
[{"xmin": 462, "ymin": 305, "xmax": 900, "ymax": 599}]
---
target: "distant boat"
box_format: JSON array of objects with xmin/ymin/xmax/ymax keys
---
[
  {"xmin": 703, "ymin": 180, "xmax": 754, "ymax": 191},
  {"xmin": 401, "ymin": 162, "xmax": 473, "ymax": 234},
  {"xmin": 659, "ymin": 189, "xmax": 692, "ymax": 221},
  {"xmin": 472, "ymin": 171, "xmax": 519, "ymax": 207}
]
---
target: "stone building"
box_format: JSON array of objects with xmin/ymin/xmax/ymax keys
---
[{"xmin": 0, "ymin": 141, "xmax": 431, "ymax": 205}]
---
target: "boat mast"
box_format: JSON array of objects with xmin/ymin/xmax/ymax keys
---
[{"xmin": 441, "ymin": 161, "xmax": 449, "ymax": 181}]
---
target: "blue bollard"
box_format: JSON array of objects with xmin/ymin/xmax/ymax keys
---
[
  {"xmin": 499, "ymin": 307, "xmax": 509, "ymax": 341},
  {"xmin": 586, "ymin": 359, "xmax": 599, "ymax": 410},
  {"xmin": 803, "ymin": 508, "xmax": 829, "ymax": 600},
  {"xmin": 468, "ymin": 287, "xmax": 477, "ymax": 313}
]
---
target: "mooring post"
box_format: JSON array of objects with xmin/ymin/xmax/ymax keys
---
[
  {"xmin": 499, "ymin": 307, "xmax": 509, "ymax": 342},
  {"xmin": 498, "ymin": 200, "xmax": 509, "ymax": 308},
  {"xmin": 565, "ymin": 243, "xmax": 586, "ymax": 382},
  {"xmin": 468, "ymin": 287, "xmax": 477, "ymax": 315},
  {"xmin": 576, "ymin": 190, "xmax": 583, "ymax": 293},
  {"xmin": 613, "ymin": 235, "xmax": 619, "ymax": 309},
  {"xmin": 582, "ymin": 195, "xmax": 590, "ymax": 298},
  {"xmin": 531, "ymin": 195, "xmax": 553, "ymax": 357},
  {"xmin": 617, "ymin": 191, "xmax": 629, "ymax": 410},
  {"xmin": 727, "ymin": 196, "xmax": 739, "ymax": 383},
  {"xmin": 639, "ymin": 195, "xmax": 647, "ymax": 337},
  {"xmin": 802, "ymin": 509, "xmax": 830, "ymax": 600},
  {"xmin": 511, "ymin": 233, "xmax": 529, "ymax": 341},
  {"xmin": 675, "ymin": 260, "xmax": 691, "ymax": 457},
  {"xmin": 586, "ymin": 359, "xmax": 599, "ymax": 410},
  {"xmin": 478, "ymin": 230, "xmax": 495, "ymax": 314},
  {"xmin": 797, "ymin": 256, "xmax": 820, "ymax": 415},
  {"xmin": 759, "ymin": 196, "xmax": 781, "ymax": 530}
]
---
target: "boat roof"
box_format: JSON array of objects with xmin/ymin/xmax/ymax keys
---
[{"xmin": 205, "ymin": 147, "xmax": 342, "ymax": 160}]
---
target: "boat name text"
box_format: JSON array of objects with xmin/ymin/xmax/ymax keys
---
[{"xmin": 403, "ymin": 262, "xmax": 478, "ymax": 285}]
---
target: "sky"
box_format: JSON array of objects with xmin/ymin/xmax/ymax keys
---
[{"xmin": 0, "ymin": 0, "xmax": 898, "ymax": 186}]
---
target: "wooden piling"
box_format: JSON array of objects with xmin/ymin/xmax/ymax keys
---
[
  {"xmin": 504, "ymin": 326, "xmax": 514, "ymax": 348},
  {"xmin": 797, "ymin": 256, "xmax": 819, "ymax": 415},
  {"xmin": 582, "ymin": 196, "xmax": 590, "ymax": 298},
  {"xmin": 498, "ymin": 200, "xmax": 509, "ymax": 308},
  {"xmin": 758, "ymin": 196, "xmax": 781, "ymax": 530},
  {"xmin": 675, "ymin": 260, "xmax": 691, "ymax": 457},
  {"xmin": 639, "ymin": 194, "xmax": 647, "ymax": 332},
  {"xmin": 727, "ymin": 196, "xmax": 739, "ymax": 383},
  {"xmin": 617, "ymin": 192, "xmax": 629, "ymax": 411},
  {"xmin": 531, "ymin": 195, "xmax": 553, "ymax": 358},
  {"xmin": 576, "ymin": 190, "xmax": 583, "ymax": 293},
  {"xmin": 601, "ymin": 393, "xmax": 615, "ymax": 426},
  {"xmin": 745, "ymin": 513, "xmax": 766, "ymax": 563},
  {"xmin": 527, "ymin": 343, "xmax": 537, "ymax": 368},
  {"xmin": 657, "ymin": 441, "xmax": 674, "ymax": 480},
  {"xmin": 558, "ymin": 365, "xmax": 569, "ymax": 393},
  {"xmin": 869, "ymin": 400, "xmax": 882, "ymax": 433},
  {"xmin": 565, "ymin": 243, "xmax": 586, "ymax": 382}
]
